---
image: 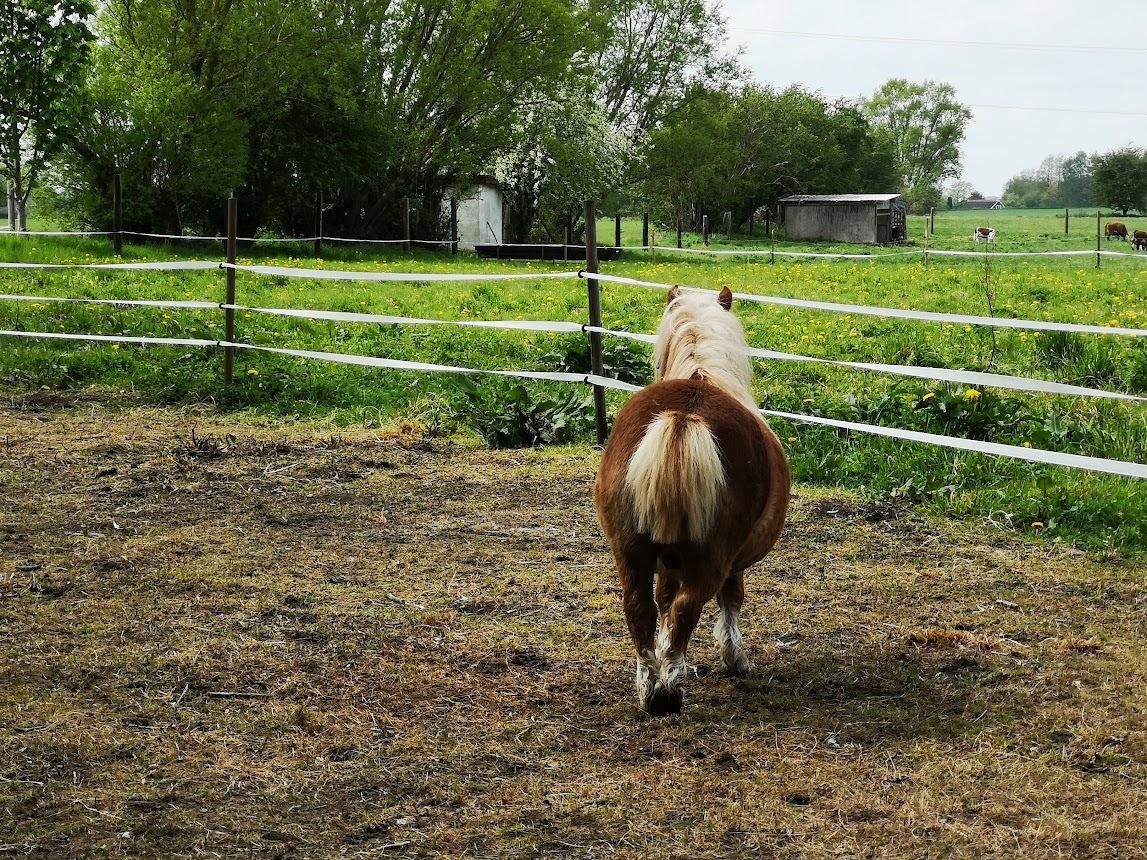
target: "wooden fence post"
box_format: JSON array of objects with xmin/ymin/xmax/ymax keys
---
[
  {"xmin": 403, "ymin": 197, "xmax": 411, "ymax": 253},
  {"xmin": 929, "ymin": 207, "xmax": 935, "ymax": 236},
  {"xmin": 923, "ymin": 221, "xmax": 929, "ymax": 268},
  {"xmin": 702, "ymin": 214, "xmax": 709, "ymax": 246},
  {"xmin": 450, "ymin": 197, "xmax": 458, "ymax": 254},
  {"xmin": 1064, "ymin": 207, "xmax": 1069, "ymax": 237},
  {"xmin": 614, "ymin": 214, "xmax": 621, "ymax": 249},
  {"xmin": 313, "ymin": 189, "xmax": 323, "ymax": 257},
  {"xmin": 564, "ymin": 207, "xmax": 572, "ymax": 262},
  {"xmin": 641, "ymin": 212, "xmax": 649, "ymax": 248},
  {"xmin": 224, "ymin": 194, "xmax": 237, "ymax": 385},
  {"xmin": 583, "ymin": 200, "xmax": 608, "ymax": 446},
  {"xmin": 112, "ymin": 173, "xmax": 123, "ymax": 256}
]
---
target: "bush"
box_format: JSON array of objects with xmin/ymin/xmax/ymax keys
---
[
  {"xmin": 544, "ymin": 335, "xmax": 653, "ymax": 387},
  {"xmin": 451, "ymin": 378, "xmax": 594, "ymax": 448}
]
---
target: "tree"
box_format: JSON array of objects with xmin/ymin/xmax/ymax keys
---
[
  {"xmin": 945, "ymin": 179, "xmax": 975, "ymax": 207},
  {"xmin": 1061, "ymin": 151, "xmax": 1092, "ymax": 208},
  {"xmin": 0, "ymin": 0, "xmax": 94, "ymax": 230},
  {"xmin": 641, "ymin": 84, "xmax": 896, "ymax": 231},
  {"xmin": 1091, "ymin": 147, "xmax": 1147, "ymax": 216},
  {"xmin": 585, "ymin": 0, "xmax": 739, "ymax": 139},
  {"xmin": 862, "ymin": 79, "xmax": 972, "ymax": 210}
]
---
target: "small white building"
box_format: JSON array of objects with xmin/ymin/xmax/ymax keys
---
[{"xmin": 449, "ymin": 176, "xmax": 503, "ymax": 249}]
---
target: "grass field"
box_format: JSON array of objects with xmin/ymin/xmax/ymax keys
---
[
  {"xmin": 2, "ymin": 398, "xmax": 1144, "ymax": 858},
  {"xmin": 1, "ymin": 208, "xmax": 1145, "ymax": 552}
]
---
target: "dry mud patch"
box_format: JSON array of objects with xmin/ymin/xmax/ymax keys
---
[{"xmin": 1, "ymin": 392, "xmax": 1144, "ymax": 859}]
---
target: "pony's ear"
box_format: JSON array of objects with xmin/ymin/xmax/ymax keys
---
[
  {"xmin": 718, "ymin": 286, "xmax": 733, "ymax": 311},
  {"xmin": 666, "ymin": 285, "xmax": 680, "ymax": 304}
]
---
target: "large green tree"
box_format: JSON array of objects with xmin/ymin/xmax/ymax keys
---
[
  {"xmin": 863, "ymin": 79, "xmax": 971, "ymax": 211},
  {"xmin": 1092, "ymin": 147, "xmax": 1147, "ymax": 216},
  {"xmin": 642, "ymin": 84, "xmax": 897, "ymax": 231},
  {"xmin": 0, "ymin": 0, "xmax": 94, "ymax": 230}
]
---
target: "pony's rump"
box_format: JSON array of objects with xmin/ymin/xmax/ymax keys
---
[{"xmin": 624, "ymin": 410, "xmax": 726, "ymax": 544}]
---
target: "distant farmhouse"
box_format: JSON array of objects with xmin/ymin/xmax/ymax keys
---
[
  {"xmin": 960, "ymin": 196, "xmax": 1004, "ymax": 210},
  {"xmin": 778, "ymin": 194, "xmax": 907, "ymax": 245}
]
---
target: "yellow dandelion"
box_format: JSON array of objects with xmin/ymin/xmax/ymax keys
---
[
  {"xmin": 964, "ymin": 389, "xmax": 981, "ymax": 401},
  {"xmin": 922, "ymin": 391, "xmax": 935, "ymax": 402},
  {"xmin": 247, "ymin": 368, "xmax": 260, "ymax": 377}
]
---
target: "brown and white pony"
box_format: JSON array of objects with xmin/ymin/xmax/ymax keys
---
[{"xmin": 595, "ymin": 286, "xmax": 790, "ymax": 716}]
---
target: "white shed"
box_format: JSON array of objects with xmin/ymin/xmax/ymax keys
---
[{"xmin": 448, "ymin": 176, "xmax": 503, "ymax": 250}]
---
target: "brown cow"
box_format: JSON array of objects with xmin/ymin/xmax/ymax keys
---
[
  {"xmin": 1105, "ymin": 222, "xmax": 1128, "ymax": 240},
  {"xmin": 1133, "ymin": 230, "xmax": 1147, "ymax": 251}
]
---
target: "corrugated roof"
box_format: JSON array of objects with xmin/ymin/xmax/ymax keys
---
[{"xmin": 779, "ymin": 194, "xmax": 902, "ymax": 204}]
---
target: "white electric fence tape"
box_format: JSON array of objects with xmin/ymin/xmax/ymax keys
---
[
  {"xmin": 0, "ymin": 260, "xmax": 220, "ymax": 271},
  {"xmin": 1, "ymin": 329, "xmax": 219, "ymax": 348},
  {"xmin": 583, "ymin": 271, "xmax": 1147, "ymax": 337},
  {"xmin": 221, "ymin": 262, "xmax": 582, "ymax": 282},
  {"xmin": 0, "ymin": 292, "xmax": 218, "ymax": 309},
  {"xmin": 585, "ymin": 326, "xmax": 1145, "ymax": 402},
  {"xmin": 224, "ymin": 304, "xmax": 586, "ymax": 333},
  {"xmin": 321, "ymin": 237, "xmax": 454, "ymax": 245},
  {"xmin": 3, "ymin": 290, "xmax": 1142, "ymax": 402},
  {"xmin": 761, "ymin": 409, "xmax": 1147, "ymax": 480},
  {"xmin": 3, "ymin": 327, "xmax": 1142, "ymax": 478},
  {"xmin": 0, "ymin": 230, "xmax": 118, "ymax": 237},
  {"xmin": 650, "ymin": 245, "xmax": 918, "ymax": 259}
]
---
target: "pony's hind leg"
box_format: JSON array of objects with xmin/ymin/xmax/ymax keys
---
[
  {"xmin": 655, "ymin": 578, "xmax": 721, "ymax": 715},
  {"xmin": 714, "ymin": 570, "xmax": 751, "ymax": 676},
  {"xmin": 654, "ymin": 565, "xmax": 681, "ymax": 661},
  {"xmin": 616, "ymin": 547, "xmax": 660, "ymax": 712}
]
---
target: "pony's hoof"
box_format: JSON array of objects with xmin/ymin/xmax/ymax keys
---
[
  {"xmin": 643, "ymin": 683, "xmax": 683, "ymax": 717},
  {"xmin": 722, "ymin": 653, "xmax": 752, "ymax": 677}
]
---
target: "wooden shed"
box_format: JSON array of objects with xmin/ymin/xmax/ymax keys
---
[{"xmin": 779, "ymin": 194, "xmax": 907, "ymax": 244}]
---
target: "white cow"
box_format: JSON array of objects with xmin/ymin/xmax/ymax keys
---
[{"xmin": 973, "ymin": 227, "xmax": 996, "ymax": 243}]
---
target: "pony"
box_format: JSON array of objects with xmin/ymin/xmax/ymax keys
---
[{"xmin": 594, "ymin": 286, "xmax": 790, "ymax": 716}]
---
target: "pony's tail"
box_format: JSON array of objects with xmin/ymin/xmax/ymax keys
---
[{"xmin": 624, "ymin": 411, "xmax": 726, "ymax": 545}]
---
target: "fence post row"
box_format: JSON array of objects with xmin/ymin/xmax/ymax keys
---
[
  {"xmin": 450, "ymin": 197, "xmax": 458, "ymax": 254},
  {"xmin": 224, "ymin": 194, "xmax": 237, "ymax": 385},
  {"xmin": 583, "ymin": 200, "xmax": 608, "ymax": 446},
  {"xmin": 1096, "ymin": 210, "xmax": 1101, "ymax": 269},
  {"xmin": 403, "ymin": 197, "xmax": 411, "ymax": 253},
  {"xmin": 314, "ymin": 190, "xmax": 323, "ymax": 257},
  {"xmin": 112, "ymin": 173, "xmax": 123, "ymax": 256}
]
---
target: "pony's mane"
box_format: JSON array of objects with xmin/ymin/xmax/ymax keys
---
[{"xmin": 653, "ymin": 290, "xmax": 755, "ymax": 410}]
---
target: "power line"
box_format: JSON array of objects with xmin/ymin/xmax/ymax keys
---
[
  {"xmin": 730, "ymin": 27, "xmax": 1147, "ymax": 55},
  {"xmin": 969, "ymin": 103, "xmax": 1147, "ymax": 119}
]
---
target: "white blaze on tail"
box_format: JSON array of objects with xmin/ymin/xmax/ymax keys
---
[{"xmin": 624, "ymin": 411, "xmax": 725, "ymax": 544}]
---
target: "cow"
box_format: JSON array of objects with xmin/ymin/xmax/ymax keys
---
[
  {"xmin": 973, "ymin": 227, "xmax": 996, "ymax": 243},
  {"xmin": 1133, "ymin": 230, "xmax": 1147, "ymax": 251},
  {"xmin": 1105, "ymin": 222, "xmax": 1128, "ymax": 240}
]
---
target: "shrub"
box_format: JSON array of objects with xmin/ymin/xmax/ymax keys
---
[
  {"xmin": 451, "ymin": 378, "xmax": 594, "ymax": 448},
  {"xmin": 544, "ymin": 335, "xmax": 653, "ymax": 387}
]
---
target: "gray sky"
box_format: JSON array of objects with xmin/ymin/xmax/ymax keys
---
[{"xmin": 721, "ymin": 0, "xmax": 1145, "ymax": 196}]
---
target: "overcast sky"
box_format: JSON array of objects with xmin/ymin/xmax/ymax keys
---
[{"xmin": 721, "ymin": 0, "xmax": 1145, "ymax": 196}]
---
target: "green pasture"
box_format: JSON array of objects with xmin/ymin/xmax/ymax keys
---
[
  {"xmin": 598, "ymin": 206, "xmax": 1147, "ymax": 254},
  {"xmin": 1, "ymin": 220, "xmax": 1145, "ymax": 551}
]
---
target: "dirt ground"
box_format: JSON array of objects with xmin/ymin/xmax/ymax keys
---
[{"xmin": 1, "ymin": 390, "xmax": 1144, "ymax": 859}]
